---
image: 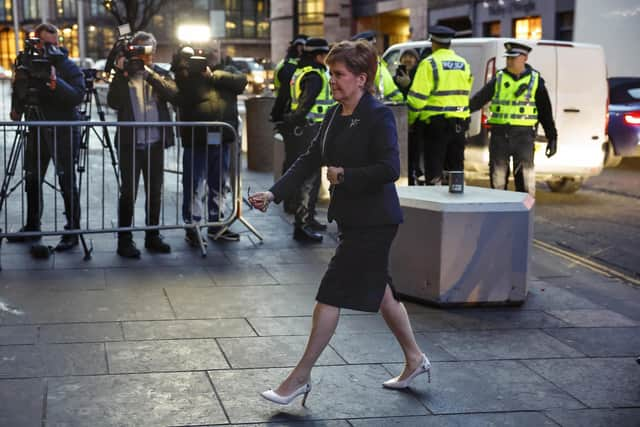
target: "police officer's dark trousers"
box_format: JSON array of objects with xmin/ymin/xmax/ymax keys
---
[
  {"xmin": 287, "ymin": 123, "xmax": 321, "ymax": 225},
  {"xmin": 489, "ymin": 125, "xmax": 535, "ymax": 195},
  {"xmin": 422, "ymin": 115, "xmax": 466, "ymax": 185},
  {"xmin": 24, "ymin": 126, "xmax": 80, "ymax": 231}
]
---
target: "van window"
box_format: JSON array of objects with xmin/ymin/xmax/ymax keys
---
[{"xmin": 609, "ymin": 78, "xmax": 640, "ymax": 104}]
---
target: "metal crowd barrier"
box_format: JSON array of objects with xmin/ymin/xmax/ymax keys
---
[{"xmin": 0, "ymin": 120, "xmax": 262, "ymax": 269}]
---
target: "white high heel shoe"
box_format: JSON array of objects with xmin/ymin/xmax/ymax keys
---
[
  {"xmin": 383, "ymin": 353, "xmax": 431, "ymax": 389},
  {"xmin": 260, "ymin": 383, "xmax": 311, "ymax": 406}
]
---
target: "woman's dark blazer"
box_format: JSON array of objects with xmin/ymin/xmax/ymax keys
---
[{"xmin": 270, "ymin": 91, "xmax": 403, "ymax": 227}]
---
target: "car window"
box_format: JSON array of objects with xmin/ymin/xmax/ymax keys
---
[
  {"xmin": 248, "ymin": 62, "xmax": 263, "ymax": 71},
  {"xmin": 383, "ymin": 49, "xmax": 401, "ymax": 75},
  {"xmin": 609, "ymin": 78, "xmax": 640, "ymax": 104}
]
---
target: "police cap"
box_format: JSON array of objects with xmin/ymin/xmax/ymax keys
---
[
  {"xmin": 428, "ymin": 25, "xmax": 456, "ymax": 44},
  {"xmin": 503, "ymin": 41, "xmax": 532, "ymax": 57},
  {"xmin": 350, "ymin": 30, "xmax": 376, "ymax": 42},
  {"xmin": 304, "ymin": 38, "xmax": 330, "ymax": 53},
  {"xmin": 291, "ymin": 34, "xmax": 308, "ymax": 46}
]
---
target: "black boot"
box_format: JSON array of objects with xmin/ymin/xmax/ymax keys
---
[
  {"xmin": 306, "ymin": 217, "xmax": 327, "ymax": 232},
  {"xmin": 145, "ymin": 234, "xmax": 171, "ymax": 253},
  {"xmin": 55, "ymin": 234, "xmax": 79, "ymax": 251},
  {"xmin": 293, "ymin": 224, "xmax": 323, "ymax": 243},
  {"xmin": 117, "ymin": 238, "xmax": 141, "ymax": 258}
]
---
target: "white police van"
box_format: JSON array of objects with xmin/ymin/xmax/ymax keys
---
[{"xmin": 383, "ymin": 38, "xmax": 608, "ymax": 193}]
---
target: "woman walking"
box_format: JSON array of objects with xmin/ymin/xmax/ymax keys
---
[{"xmin": 249, "ymin": 40, "xmax": 430, "ymax": 406}]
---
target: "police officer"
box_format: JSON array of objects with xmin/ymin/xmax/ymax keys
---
[
  {"xmin": 271, "ymin": 35, "xmax": 307, "ymax": 214},
  {"xmin": 350, "ymin": 31, "xmax": 403, "ymax": 103},
  {"xmin": 470, "ymin": 41, "xmax": 557, "ymax": 196},
  {"xmin": 282, "ymin": 37, "xmax": 334, "ymax": 242},
  {"xmin": 407, "ymin": 25, "xmax": 473, "ymax": 185}
]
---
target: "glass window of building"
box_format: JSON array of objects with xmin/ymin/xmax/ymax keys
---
[
  {"xmin": 513, "ymin": 16, "xmax": 542, "ymax": 40},
  {"xmin": 483, "ymin": 21, "xmax": 501, "ymax": 37},
  {"xmin": 556, "ymin": 11, "xmax": 574, "ymax": 41},
  {"xmin": 56, "ymin": 0, "xmax": 77, "ymax": 18},
  {"xmin": 23, "ymin": 1, "xmax": 39, "ymax": 20},
  {"xmin": 298, "ymin": 0, "xmax": 324, "ymax": 37},
  {"xmin": 213, "ymin": 0, "xmax": 269, "ymax": 39},
  {"xmin": 0, "ymin": 28, "xmax": 19, "ymax": 70},
  {"xmin": 1, "ymin": 1, "xmax": 12, "ymax": 21}
]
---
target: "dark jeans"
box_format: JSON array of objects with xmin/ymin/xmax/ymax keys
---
[
  {"xmin": 489, "ymin": 126, "xmax": 535, "ymax": 195},
  {"xmin": 285, "ymin": 123, "xmax": 321, "ymax": 225},
  {"xmin": 408, "ymin": 122, "xmax": 424, "ymax": 184},
  {"xmin": 117, "ymin": 142, "xmax": 164, "ymax": 241},
  {"xmin": 182, "ymin": 144, "xmax": 228, "ymax": 223},
  {"xmin": 421, "ymin": 116, "xmax": 466, "ymax": 185},
  {"xmin": 24, "ymin": 126, "xmax": 80, "ymax": 230}
]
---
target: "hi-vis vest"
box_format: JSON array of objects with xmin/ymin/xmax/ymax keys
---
[
  {"xmin": 407, "ymin": 48, "xmax": 472, "ymax": 125},
  {"xmin": 375, "ymin": 57, "xmax": 403, "ymax": 102},
  {"xmin": 274, "ymin": 57, "xmax": 298, "ymax": 94},
  {"xmin": 488, "ymin": 69, "xmax": 540, "ymax": 127},
  {"xmin": 290, "ymin": 65, "xmax": 335, "ymax": 123}
]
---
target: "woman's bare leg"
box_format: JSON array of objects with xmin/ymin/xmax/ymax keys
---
[
  {"xmin": 274, "ymin": 302, "xmax": 340, "ymax": 395},
  {"xmin": 379, "ymin": 285, "xmax": 425, "ymax": 379}
]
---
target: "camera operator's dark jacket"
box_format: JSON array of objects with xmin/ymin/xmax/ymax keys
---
[
  {"xmin": 175, "ymin": 68, "xmax": 247, "ymax": 147},
  {"xmin": 11, "ymin": 49, "xmax": 85, "ymax": 121},
  {"xmin": 107, "ymin": 65, "xmax": 178, "ymax": 148}
]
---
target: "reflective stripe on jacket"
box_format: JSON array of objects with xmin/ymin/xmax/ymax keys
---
[
  {"xmin": 488, "ymin": 69, "xmax": 540, "ymax": 126},
  {"xmin": 290, "ymin": 66, "xmax": 335, "ymax": 123},
  {"xmin": 406, "ymin": 48, "xmax": 472, "ymax": 125}
]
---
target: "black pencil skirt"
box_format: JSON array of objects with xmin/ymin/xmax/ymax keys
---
[{"xmin": 316, "ymin": 224, "xmax": 399, "ymax": 312}]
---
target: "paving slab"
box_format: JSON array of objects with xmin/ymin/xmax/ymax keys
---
[
  {"xmin": 248, "ymin": 316, "xmax": 313, "ymax": 336},
  {"xmin": 224, "ymin": 247, "xmax": 334, "ymax": 265},
  {"xmin": 207, "ymin": 263, "xmax": 279, "ymax": 286},
  {"xmin": 543, "ymin": 327, "xmax": 640, "ymax": 357},
  {"xmin": 545, "ymin": 309, "xmax": 639, "ymax": 327},
  {"xmin": 43, "ymin": 342, "xmax": 108, "ymax": 376},
  {"xmin": 349, "ymin": 412, "xmax": 556, "ymax": 426},
  {"xmin": 263, "ymin": 263, "xmax": 328, "ymax": 285},
  {"xmin": 209, "ymin": 365, "xmax": 428, "ymax": 424},
  {"xmin": 106, "ymin": 338, "xmax": 229, "ymax": 373},
  {"xmin": 381, "ymin": 360, "xmax": 584, "ymax": 414},
  {"xmin": 226, "ymin": 421, "xmax": 350, "ymax": 427},
  {"xmin": 524, "ymin": 357, "xmax": 640, "ymax": 408},
  {"xmin": 329, "ymin": 332, "xmax": 455, "ymax": 364},
  {"xmin": 166, "ymin": 284, "xmax": 318, "ymax": 318},
  {"xmin": 0, "ymin": 288, "xmax": 175, "ymax": 324},
  {"xmin": 438, "ymin": 308, "xmax": 569, "ymax": 330},
  {"xmin": 122, "ymin": 318, "xmax": 255, "ymax": 340},
  {"xmin": 0, "ymin": 268, "xmax": 106, "ymax": 291},
  {"xmin": 522, "ymin": 281, "xmax": 603, "ymax": 310},
  {"xmin": 104, "ymin": 265, "xmax": 216, "ymax": 288},
  {"xmin": 0, "ymin": 325, "xmax": 37, "ymax": 345},
  {"xmin": 46, "ymin": 372, "xmax": 226, "ymax": 426},
  {"xmin": 424, "ymin": 329, "xmax": 584, "ymax": 360},
  {"xmin": 545, "ymin": 408, "xmax": 640, "ymax": 427},
  {"xmin": 39, "ymin": 322, "xmax": 124, "ymax": 343},
  {"xmin": 218, "ymin": 336, "xmax": 344, "ymax": 368},
  {"xmin": 0, "ymin": 345, "xmax": 44, "ymax": 378},
  {"xmin": 0, "ymin": 378, "xmax": 43, "ymax": 427}
]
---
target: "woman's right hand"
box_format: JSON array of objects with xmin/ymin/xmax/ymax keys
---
[{"xmin": 248, "ymin": 191, "xmax": 274, "ymax": 212}]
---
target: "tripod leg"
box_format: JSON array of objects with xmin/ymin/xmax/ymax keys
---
[{"xmin": 79, "ymin": 233, "xmax": 93, "ymax": 260}]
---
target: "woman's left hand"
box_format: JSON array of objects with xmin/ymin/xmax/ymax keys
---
[{"xmin": 326, "ymin": 166, "xmax": 344, "ymax": 185}]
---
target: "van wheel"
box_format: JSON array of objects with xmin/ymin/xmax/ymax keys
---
[
  {"xmin": 603, "ymin": 141, "xmax": 622, "ymax": 168},
  {"xmin": 546, "ymin": 177, "xmax": 584, "ymax": 193}
]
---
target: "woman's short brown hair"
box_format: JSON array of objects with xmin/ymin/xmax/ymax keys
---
[{"xmin": 326, "ymin": 40, "xmax": 378, "ymax": 93}]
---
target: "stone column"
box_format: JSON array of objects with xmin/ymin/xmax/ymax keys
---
[{"xmin": 270, "ymin": 1, "xmax": 295, "ymax": 64}]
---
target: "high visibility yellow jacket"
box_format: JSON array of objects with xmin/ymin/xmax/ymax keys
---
[
  {"xmin": 274, "ymin": 57, "xmax": 298, "ymax": 94},
  {"xmin": 290, "ymin": 66, "xmax": 335, "ymax": 123},
  {"xmin": 488, "ymin": 69, "xmax": 540, "ymax": 126},
  {"xmin": 407, "ymin": 48, "xmax": 473, "ymax": 125},
  {"xmin": 375, "ymin": 57, "xmax": 404, "ymax": 103}
]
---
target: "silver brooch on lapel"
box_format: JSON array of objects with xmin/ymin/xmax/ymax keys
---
[{"xmin": 349, "ymin": 118, "xmax": 360, "ymax": 128}]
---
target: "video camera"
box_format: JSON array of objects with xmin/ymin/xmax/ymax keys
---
[
  {"xmin": 170, "ymin": 46, "xmax": 209, "ymax": 79},
  {"xmin": 13, "ymin": 37, "xmax": 66, "ymax": 106},
  {"xmin": 105, "ymin": 24, "xmax": 154, "ymax": 75}
]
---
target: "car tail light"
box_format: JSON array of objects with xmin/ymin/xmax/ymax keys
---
[{"xmin": 623, "ymin": 111, "xmax": 640, "ymax": 125}]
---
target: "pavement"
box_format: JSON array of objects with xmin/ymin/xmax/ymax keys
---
[{"xmin": 1, "ymin": 163, "xmax": 640, "ymax": 427}]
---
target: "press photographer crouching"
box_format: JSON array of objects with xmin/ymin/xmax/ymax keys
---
[
  {"xmin": 172, "ymin": 46, "xmax": 247, "ymax": 244},
  {"xmin": 107, "ymin": 31, "xmax": 178, "ymax": 258},
  {"xmin": 8, "ymin": 23, "xmax": 85, "ymax": 251}
]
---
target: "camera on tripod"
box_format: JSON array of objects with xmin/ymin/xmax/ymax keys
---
[
  {"xmin": 171, "ymin": 46, "xmax": 209, "ymax": 79},
  {"xmin": 13, "ymin": 37, "xmax": 65, "ymax": 106}
]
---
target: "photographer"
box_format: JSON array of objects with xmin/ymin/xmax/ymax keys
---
[
  {"xmin": 173, "ymin": 47, "xmax": 247, "ymax": 244},
  {"xmin": 107, "ymin": 31, "xmax": 177, "ymax": 258},
  {"xmin": 8, "ymin": 23, "xmax": 85, "ymax": 251}
]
